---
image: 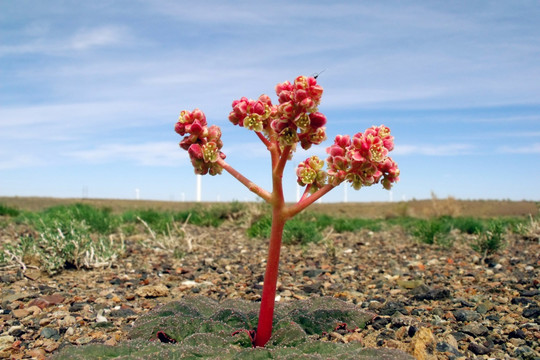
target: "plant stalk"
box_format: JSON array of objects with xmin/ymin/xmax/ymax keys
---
[{"xmin": 254, "ymin": 204, "xmax": 286, "ymax": 347}]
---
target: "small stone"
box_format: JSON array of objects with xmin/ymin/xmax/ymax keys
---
[
  {"xmin": 65, "ymin": 327, "xmax": 75, "ymax": 336},
  {"xmin": 512, "ymin": 297, "xmax": 535, "ymax": 305},
  {"xmin": 436, "ymin": 342, "xmax": 463, "ymax": 357},
  {"xmin": 7, "ymin": 326, "xmax": 25, "ymax": 337},
  {"xmin": 508, "ymin": 328, "xmax": 526, "ymax": 339},
  {"xmin": 409, "ymin": 327, "xmax": 435, "ymax": 360},
  {"xmin": 69, "ymin": 302, "xmax": 88, "ymax": 312},
  {"xmin": 522, "ymin": 306, "xmax": 540, "ymax": 319},
  {"xmin": 58, "ymin": 315, "xmax": 77, "ymax": 327},
  {"xmin": 75, "ymin": 336, "xmax": 93, "ymax": 345},
  {"xmin": 0, "ymin": 335, "xmax": 14, "ymax": 351},
  {"xmin": 412, "ymin": 287, "xmax": 451, "ymax": 301},
  {"xmin": 11, "ymin": 309, "xmax": 30, "ymax": 318},
  {"xmin": 27, "ymin": 348, "xmax": 46, "ymax": 359},
  {"xmin": 468, "ymin": 342, "xmax": 491, "ymax": 355},
  {"xmin": 372, "ymin": 316, "xmax": 391, "ymax": 330},
  {"xmin": 302, "ymin": 269, "xmax": 326, "ymax": 278},
  {"xmin": 109, "ymin": 308, "xmax": 136, "ymax": 318},
  {"xmin": 40, "ymin": 328, "xmax": 59, "ymax": 340},
  {"xmin": 461, "ymin": 322, "xmax": 489, "ymax": 336},
  {"xmin": 475, "ymin": 302, "xmax": 492, "ymax": 314},
  {"xmin": 379, "ymin": 301, "xmax": 407, "ymax": 316},
  {"xmin": 39, "ymin": 318, "xmax": 52, "ymax": 326},
  {"xmin": 135, "ymin": 284, "xmax": 169, "ymax": 298},
  {"xmin": 42, "ymin": 294, "xmax": 65, "ymax": 305},
  {"xmin": 514, "ymin": 345, "xmax": 537, "ymax": 359},
  {"xmin": 453, "ymin": 309, "xmax": 481, "ymax": 322},
  {"xmin": 302, "ymin": 283, "xmax": 321, "ymax": 294}
]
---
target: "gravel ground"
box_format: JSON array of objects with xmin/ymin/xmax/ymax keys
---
[{"xmin": 1, "ymin": 222, "xmax": 539, "ymax": 359}]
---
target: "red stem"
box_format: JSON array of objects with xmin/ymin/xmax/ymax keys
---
[
  {"xmin": 286, "ymin": 184, "xmax": 335, "ymax": 218},
  {"xmin": 217, "ymin": 158, "xmax": 272, "ymax": 203},
  {"xmin": 253, "ymin": 203, "xmax": 286, "ymax": 347},
  {"xmin": 255, "ymin": 131, "xmax": 271, "ymax": 148}
]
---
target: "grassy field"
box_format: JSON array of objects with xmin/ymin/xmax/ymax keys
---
[{"xmin": 0, "ymin": 196, "xmax": 538, "ymax": 218}]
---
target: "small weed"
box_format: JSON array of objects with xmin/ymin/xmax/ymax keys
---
[
  {"xmin": 283, "ymin": 219, "xmax": 322, "ymax": 245},
  {"xmin": 471, "ymin": 220, "xmax": 506, "ymax": 256},
  {"xmin": 25, "ymin": 203, "xmax": 119, "ymax": 235},
  {"xmin": 412, "ymin": 217, "xmax": 452, "ymax": 245},
  {"xmin": 0, "ymin": 203, "xmax": 20, "ymax": 217},
  {"xmin": 36, "ymin": 220, "xmax": 124, "ymax": 274},
  {"xmin": 450, "ymin": 217, "xmax": 485, "ymax": 235}
]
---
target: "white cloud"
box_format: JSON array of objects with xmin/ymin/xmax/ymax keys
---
[
  {"xmin": 394, "ymin": 143, "xmax": 474, "ymax": 156},
  {"xmin": 68, "ymin": 142, "xmax": 187, "ymax": 166},
  {"xmin": 0, "ymin": 154, "xmax": 43, "ymax": 170},
  {"xmin": 498, "ymin": 143, "xmax": 540, "ymax": 154},
  {"xmin": 0, "ymin": 25, "xmax": 131, "ymax": 56},
  {"xmin": 70, "ymin": 26, "xmax": 129, "ymax": 50}
]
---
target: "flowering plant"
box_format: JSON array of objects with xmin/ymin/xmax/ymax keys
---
[{"xmin": 175, "ymin": 75, "xmax": 399, "ymax": 347}]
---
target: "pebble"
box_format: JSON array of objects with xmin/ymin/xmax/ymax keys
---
[
  {"xmin": 412, "ymin": 286, "xmax": 451, "ymax": 301},
  {"xmin": 40, "ymin": 328, "xmax": 59, "ymax": 340},
  {"xmin": 379, "ymin": 301, "xmax": 407, "ymax": 316},
  {"xmin": 135, "ymin": 284, "xmax": 169, "ymax": 298},
  {"xmin": 468, "ymin": 342, "xmax": 491, "ymax": 355},
  {"xmin": 461, "ymin": 322, "xmax": 489, "ymax": 336},
  {"xmin": 0, "ymin": 336, "xmax": 14, "ymax": 351},
  {"xmin": 453, "ymin": 309, "xmax": 481, "ymax": 322},
  {"xmin": 522, "ymin": 306, "xmax": 540, "ymax": 319},
  {"xmin": 436, "ymin": 341, "xmax": 463, "ymax": 357}
]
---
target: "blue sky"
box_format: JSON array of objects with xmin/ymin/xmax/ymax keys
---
[{"xmin": 1, "ymin": 1, "xmax": 539, "ymax": 203}]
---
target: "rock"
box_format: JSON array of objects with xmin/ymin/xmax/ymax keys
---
[
  {"xmin": 468, "ymin": 342, "xmax": 491, "ymax": 355},
  {"xmin": 302, "ymin": 283, "xmax": 321, "ymax": 294},
  {"xmin": 409, "ymin": 327, "xmax": 435, "ymax": 360},
  {"xmin": 461, "ymin": 322, "xmax": 489, "ymax": 336},
  {"xmin": 42, "ymin": 293, "xmax": 65, "ymax": 305},
  {"xmin": 509, "ymin": 329, "xmax": 527, "ymax": 340},
  {"xmin": 69, "ymin": 302, "xmax": 89, "ymax": 312},
  {"xmin": 27, "ymin": 348, "xmax": 46, "ymax": 359},
  {"xmin": 412, "ymin": 287, "xmax": 451, "ymax": 301},
  {"xmin": 372, "ymin": 316, "xmax": 391, "ymax": 330},
  {"xmin": 514, "ymin": 345, "xmax": 538, "ymax": 359},
  {"xmin": 0, "ymin": 336, "xmax": 14, "ymax": 351},
  {"xmin": 512, "ymin": 297, "xmax": 535, "ymax": 305},
  {"xmin": 7, "ymin": 325, "xmax": 25, "ymax": 337},
  {"xmin": 379, "ymin": 301, "xmax": 407, "ymax": 316},
  {"xmin": 109, "ymin": 308, "xmax": 136, "ymax": 317},
  {"xmin": 11, "ymin": 309, "xmax": 30, "ymax": 318},
  {"xmin": 40, "ymin": 327, "xmax": 59, "ymax": 340},
  {"xmin": 397, "ymin": 279, "xmax": 424, "ymax": 289},
  {"xmin": 135, "ymin": 284, "xmax": 169, "ymax": 298},
  {"xmin": 28, "ymin": 298, "xmax": 51, "ymax": 309},
  {"xmin": 302, "ymin": 269, "xmax": 326, "ymax": 277},
  {"xmin": 522, "ymin": 306, "xmax": 540, "ymax": 319},
  {"xmin": 75, "ymin": 336, "xmax": 93, "ymax": 345},
  {"xmin": 475, "ymin": 300, "xmax": 494, "ymax": 314},
  {"xmin": 436, "ymin": 342, "xmax": 463, "ymax": 357},
  {"xmin": 453, "ymin": 309, "xmax": 481, "ymax": 322},
  {"xmin": 58, "ymin": 315, "xmax": 77, "ymax": 327},
  {"xmin": 520, "ymin": 289, "xmax": 540, "ymax": 297}
]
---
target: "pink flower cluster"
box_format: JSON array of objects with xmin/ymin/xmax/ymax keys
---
[
  {"xmin": 326, "ymin": 125, "xmax": 400, "ymax": 190},
  {"xmin": 175, "ymin": 109, "xmax": 225, "ymax": 175},
  {"xmin": 228, "ymin": 76, "xmax": 327, "ymax": 150},
  {"xmin": 296, "ymin": 156, "xmax": 327, "ymax": 193}
]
